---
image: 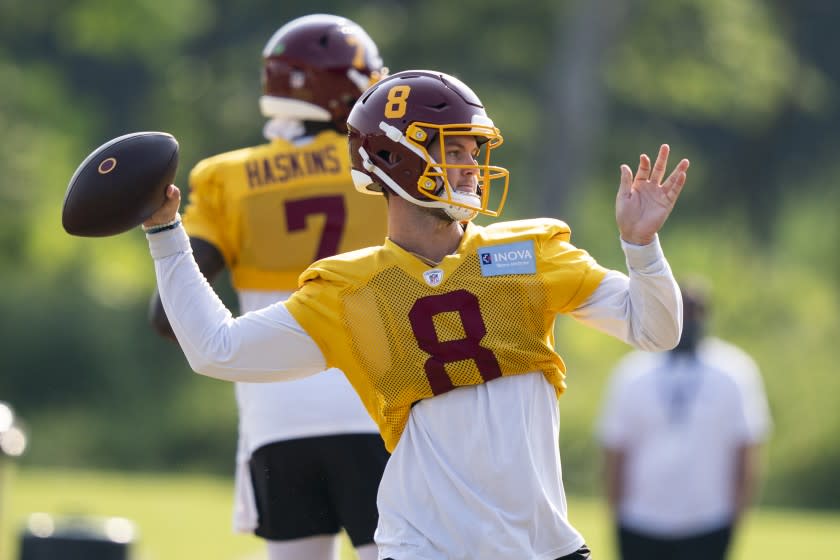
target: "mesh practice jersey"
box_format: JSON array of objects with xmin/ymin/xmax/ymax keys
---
[
  {"xmin": 285, "ymin": 218, "xmax": 608, "ymax": 451},
  {"xmin": 183, "ymin": 130, "xmax": 388, "ymax": 291}
]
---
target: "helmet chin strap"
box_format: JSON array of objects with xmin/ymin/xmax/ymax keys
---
[{"xmin": 443, "ymin": 191, "xmax": 480, "ymax": 222}]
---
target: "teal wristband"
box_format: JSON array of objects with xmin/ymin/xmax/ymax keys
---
[{"xmin": 143, "ymin": 215, "xmax": 181, "ymax": 234}]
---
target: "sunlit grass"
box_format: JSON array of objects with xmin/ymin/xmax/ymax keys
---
[
  {"xmin": 1, "ymin": 466, "xmax": 264, "ymax": 560},
  {"xmin": 1, "ymin": 466, "xmax": 838, "ymax": 559}
]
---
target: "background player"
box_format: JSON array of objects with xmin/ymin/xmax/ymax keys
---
[
  {"xmin": 148, "ymin": 14, "xmax": 389, "ymax": 560},
  {"xmin": 144, "ymin": 69, "xmax": 689, "ymax": 559},
  {"xmin": 597, "ymin": 278, "xmax": 772, "ymax": 560}
]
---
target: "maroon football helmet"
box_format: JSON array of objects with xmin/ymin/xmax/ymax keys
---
[
  {"xmin": 347, "ymin": 70, "xmax": 509, "ymax": 222},
  {"xmin": 260, "ymin": 14, "xmax": 387, "ymax": 131}
]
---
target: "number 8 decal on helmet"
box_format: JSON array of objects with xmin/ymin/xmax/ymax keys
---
[
  {"xmin": 384, "ymin": 85, "xmax": 411, "ymax": 118},
  {"xmin": 348, "ymin": 70, "xmax": 510, "ymax": 222}
]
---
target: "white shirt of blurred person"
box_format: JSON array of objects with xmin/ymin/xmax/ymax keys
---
[
  {"xmin": 597, "ymin": 280, "xmax": 772, "ymax": 560},
  {"xmin": 144, "ymin": 69, "xmax": 691, "ymax": 560},
  {"xmin": 148, "ymin": 15, "xmax": 390, "ymax": 560}
]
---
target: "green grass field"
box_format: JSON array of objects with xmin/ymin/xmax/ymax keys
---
[{"xmin": 1, "ymin": 465, "xmax": 838, "ymax": 559}]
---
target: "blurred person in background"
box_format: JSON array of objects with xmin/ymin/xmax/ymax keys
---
[
  {"xmin": 148, "ymin": 14, "xmax": 390, "ymax": 560},
  {"xmin": 596, "ymin": 278, "xmax": 772, "ymax": 560}
]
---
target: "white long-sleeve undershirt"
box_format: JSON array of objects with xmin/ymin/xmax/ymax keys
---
[{"xmin": 149, "ymin": 224, "xmax": 680, "ymax": 383}]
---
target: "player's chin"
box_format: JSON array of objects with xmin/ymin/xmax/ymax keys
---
[{"xmin": 426, "ymin": 206, "xmax": 456, "ymax": 224}]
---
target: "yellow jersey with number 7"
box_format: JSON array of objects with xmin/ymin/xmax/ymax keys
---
[{"xmin": 183, "ymin": 130, "xmax": 388, "ymax": 290}]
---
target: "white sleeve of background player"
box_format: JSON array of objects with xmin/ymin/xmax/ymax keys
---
[
  {"xmin": 570, "ymin": 235, "xmax": 682, "ymax": 352},
  {"xmin": 147, "ymin": 225, "xmax": 328, "ymax": 382}
]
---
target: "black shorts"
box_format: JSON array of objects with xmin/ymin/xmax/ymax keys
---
[
  {"xmin": 249, "ymin": 433, "xmax": 389, "ymax": 545},
  {"xmin": 618, "ymin": 524, "xmax": 733, "ymax": 560}
]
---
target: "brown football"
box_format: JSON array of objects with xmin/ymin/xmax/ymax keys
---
[{"xmin": 62, "ymin": 131, "xmax": 179, "ymax": 237}]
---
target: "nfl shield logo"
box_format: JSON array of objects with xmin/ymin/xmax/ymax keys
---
[{"xmin": 423, "ymin": 268, "xmax": 444, "ymax": 287}]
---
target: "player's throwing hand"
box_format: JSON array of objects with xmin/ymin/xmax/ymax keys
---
[{"xmin": 143, "ymin": 184, "xmax": 181, "ymax": 228}]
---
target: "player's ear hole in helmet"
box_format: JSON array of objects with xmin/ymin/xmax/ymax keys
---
[
  {"xmin": 260, "ymin": 13, "xmax": 388, "ymax": 133},
  {"xmin": 347, "ymin": 70, "xmax": 509, "ymax": 222}
]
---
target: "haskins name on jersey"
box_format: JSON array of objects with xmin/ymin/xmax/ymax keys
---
[{"xmin": 244, "ymin": 145, "xmax": 342, "ymax": 188}]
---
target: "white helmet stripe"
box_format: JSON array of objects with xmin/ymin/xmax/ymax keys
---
[
  {"xmin": 378, "ymin": 122, "xmax": 427, "ymax": 160},
  {"xmin": 259, "ymin": 96, "xmax": 331, "ymax": 121},
  {"xmin": 353, "ymin": 146, "xmax": 442, "ymax": 209}
]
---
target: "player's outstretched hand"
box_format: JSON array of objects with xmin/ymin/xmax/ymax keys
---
[
  {"xmin": 143, "ymin": 184, "xmax": 181, "ymax": 229},
  {"xmin": 615, "ymin": 144, "xmax": 689, "ymax": 246}
]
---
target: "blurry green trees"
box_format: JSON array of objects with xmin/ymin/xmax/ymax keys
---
[{"xmin": 1, "ymin": 0, "xmax": 838, "ymax": 507}]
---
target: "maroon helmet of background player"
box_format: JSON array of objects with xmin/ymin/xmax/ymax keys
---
[
  {"xmin": 347, "ymin": 70, "xmax": 509, "ymax": 222},
  {"xmin": 260, "ymin": 14, "xmax": 387, "ymax": 132}
]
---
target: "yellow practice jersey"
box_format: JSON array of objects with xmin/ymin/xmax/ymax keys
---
[
  {"xmin": 285, "ymin": 218, "xmax": 609, "ymax": 451},
  {"xmin": 182, "ymin": 131, "xmax": 389, "ymax": 291}
]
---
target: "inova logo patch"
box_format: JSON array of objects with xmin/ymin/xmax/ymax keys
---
[{"xmin": 478, "ymin": 240, "xmax": 536, "ymax": 277}]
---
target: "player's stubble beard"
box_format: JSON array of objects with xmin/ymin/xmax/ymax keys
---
[
  {"xmin": 382, "ymin": 185, "xmax": 467, "ymax": 227},
  {"xmin": 426, "ymin": 206, "xmax": 456, "ymax": 224}
]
